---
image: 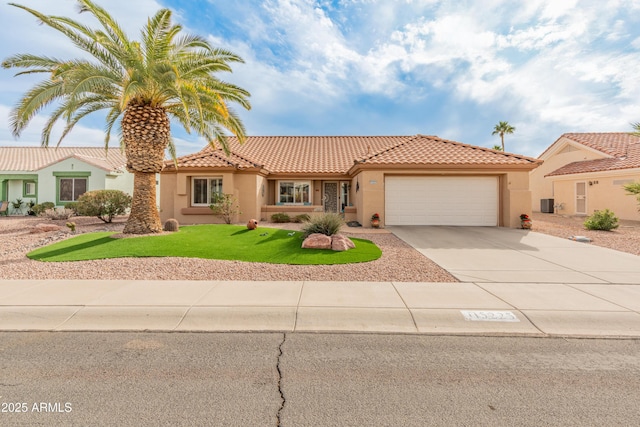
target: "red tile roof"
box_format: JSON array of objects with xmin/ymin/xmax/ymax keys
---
[
  {"xmin": 165, "ymin": 135, "xmax": 540, "ymax": 174},
  {"xmin": 0, "ymin": 147, "xmax": 127, "ymax": 172},
  {"xmin": 546, "ymin": 133, "xmax": 640, "ymax": 176},
  {"xmin": 354, "ymin": 135, "xmax": 539, "ymax": 168}
]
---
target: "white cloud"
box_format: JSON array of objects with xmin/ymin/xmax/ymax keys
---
[{"xmin": 0, "ymin": 105, "xmax": 109, "ymax": 148}]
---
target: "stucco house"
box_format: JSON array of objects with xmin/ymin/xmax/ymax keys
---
[
  {"xmin": 0, "ymin": 147, "xmax": 133, "ymax": 215},
  {"xmin": 160, "ymin": 135, "xmax": 540, "ymax": 228},
  {"xmin": 530, "ymin": 133, "xmax": 640, "ymax": 220}
]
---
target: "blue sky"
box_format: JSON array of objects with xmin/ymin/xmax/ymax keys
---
[{"xmin": 1, "ymin": 0, "xmax": 640, "ymax": 157}]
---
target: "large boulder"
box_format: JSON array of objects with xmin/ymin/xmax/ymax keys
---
[
  {"xmin": 331, "ymin": 234, "xmax": 355, "ymax": 251},
  {"xmin": 301, "ymin": 233, "xmax": 332, "ymax": 249}
]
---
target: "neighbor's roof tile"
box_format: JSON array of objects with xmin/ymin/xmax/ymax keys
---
[
  {"xmin": 0, "ymin": 147, "xmax": 127, "ymax": 172},
  {"xmin": 546, "ymin": 133, "xmax": 640, "ymax": 176},
  {"xmin": 547, "ymin": 143, "xmax": 640, "ymax": 176},
  {"xmin": 166, "ymin": 135, "xmax": 540, "ymax": 174}
]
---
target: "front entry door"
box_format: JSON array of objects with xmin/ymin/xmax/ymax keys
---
[
  {"xmin": 576, "ymin": 182, "xmax": 587, "ymax": 214},
  {"xmin": 323, "ymin": 182, "xmax": 339, "ymax": 213}
]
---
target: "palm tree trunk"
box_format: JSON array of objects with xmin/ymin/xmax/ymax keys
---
[
  {"xmin": 501, "ymin": 135, "xmax": 505, "ymax": 152},
  {"xmin": 123, "ymin": 171, "xmax": 162, "ymax": 234}
]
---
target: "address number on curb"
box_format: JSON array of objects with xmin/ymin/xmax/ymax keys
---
[{"xmin": 461, "ymin": 310, "xmax": 520, "ymax": 322}]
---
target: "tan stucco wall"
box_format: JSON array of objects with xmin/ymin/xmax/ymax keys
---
[
  {"xmin": 356, "ymin": 171, "xmax": 385, "ymax": 227},
  {"xmin": 502, "ymin": 171, "xmax": 533, "ymax": 227},
  {"xmin": 530, "ymin": 137, "xmax": 606, "ymax": 212},
  {"xmin": 354, "ymin": 169, "xmax": 532, "ymax": 228},
  {"xmin": 160, "ymin": 171, "xmax": 235, "ymax": 225},
  {"xmin": 161, "ymin": 168, "xmax": 536, "ymax": 228},
  {"xmin": 551, "ymin": 172, "xmax": 640, "ymax": 220}
]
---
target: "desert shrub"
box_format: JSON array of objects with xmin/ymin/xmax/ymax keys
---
[
  {"xmin": 64, "ymin": 201, "xmax": 78, "ymax": 214},
  {"xmin": 32, "ymin": 202, "xmax": 55, "ymax": 216},
  {"xmin": 76, "ymin": 190, "xmax": 132, "ymax": 223},
  {"xmin": 209, "ymin": 193, "xmax": 241, "ymax": 224},
  {"xmin": 43, "ymin": 208, "xmax": 75, "ymax": 220},
  {"xmin": 292, "ymin": 213, "xmax": 311, "ymax": 223},
  {"xmin": 584, "ymin": 209, "xmax": 619, "ymax": 231},
  {"xmin": 301, "ymin": 213, "xmax": 345, "ymax": 238},
  {"xmin": 164, "ymin": 218, "xmax": 180, "ymax": 232},
  {"xmin": 625, "ymin": 182, "xmax": 640, "ymax": 211},
  {"xmin": 271, "ymin": 212, "xmax": 291, "ymax": 223}
]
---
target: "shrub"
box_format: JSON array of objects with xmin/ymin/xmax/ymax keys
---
[
  {"xmin": 301, "ymin": 213, "xmax": 345, "ymax": 238},
  {"xmin": 625, "ymin": 182, "xmax": 640, "ymax": 211},
  {"xmin": 584, "ymin": 209, "xmax": 619, "ymax": 231},
  {"xmin": 292, "ymin": 213, "xmax": 311, "ymax": 223},
  {"xmin": 76, "ymin": 190, "xmax": 132, "ymax": 223},
  {"xmin": 164, "ymin": 218, "xmax": 179, "ymax": 232},
  {"xmin": 43, "ymin": 208, "xmax": 75, "ymax": 220},
  {"xmin": 271, "ymin": 212, "xmax": 291, "ymax": 223},
  {"xmin": 64, "ymin": 202, "xmax": 79, "ymax": 214},
  {"xmin": 32, "ymin": 202, "xmax": 55, "ymax": 216},
  {"xmin": 209, "ymin": 193, "xmax": 241, "ymax": 224}
]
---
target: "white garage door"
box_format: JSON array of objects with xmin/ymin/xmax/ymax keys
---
[{"xmin": 385, "ymin": 176, "xmax": 498, "ymax": 226}]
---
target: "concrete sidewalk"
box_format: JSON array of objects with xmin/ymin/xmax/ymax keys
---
[{"xmin": 1, "ymin": 280, "xmax": 640, "ymax": 338}]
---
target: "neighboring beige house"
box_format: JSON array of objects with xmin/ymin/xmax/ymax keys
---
[
  {"xmin": 530, "ymin": 133, "xmax": 640, "ymax": 220},
  {"xmin": 160, "ymin": 135, "xmax": 541, "ymax": 228},
  {"xmin": 0, "ymin": 147, "xmax": 133, "ymax": 214}
]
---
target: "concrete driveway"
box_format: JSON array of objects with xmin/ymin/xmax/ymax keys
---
[{"xmin": 388, "ymin": 226, "xmax": 640, "ymax": 284}]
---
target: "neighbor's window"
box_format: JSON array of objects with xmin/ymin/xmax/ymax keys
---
[
  {"xmin": 192, "ymin": 177, "xmax": 223, "ymax": 206},
  {"xmin": 23, "ymin": 181, "xmax": 36, "ymax": 197},
  {"xmin": 278, "ymin": 181, "xmax": 310, "ymax": 204},
  {"xmin": 59, "ymin": 178, "xmax": 87, "ymax": 202}
]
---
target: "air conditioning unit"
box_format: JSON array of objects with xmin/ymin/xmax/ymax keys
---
[{"xmin": 540, "ymin": 198, "xmax": 554, "ymax": 213}]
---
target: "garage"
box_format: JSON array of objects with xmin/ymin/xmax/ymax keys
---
[{"xmin": 385, "ymin": 176, "xmax": 499, "ymax": 226}]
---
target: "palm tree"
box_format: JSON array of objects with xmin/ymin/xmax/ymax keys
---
[
  {"xmin": 2, "ymin": 1, "xmax": 250, "ymax": 234},
  {"xmin": 492, "ymin": 121, "xmax": 515, "ymax": 152}
]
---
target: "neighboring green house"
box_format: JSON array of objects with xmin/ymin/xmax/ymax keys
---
[{"xmin": 0, "ymin": 147, "xmax": 133, "ymax": 215}]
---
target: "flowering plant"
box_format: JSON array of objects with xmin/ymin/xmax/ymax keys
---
[
  {"xmin": 520, "ymin": 214, "xmax": 530, "ymax": 221},
  {"xmin": 371, "ymin": 213, "xmax": 380, "ymax": 220}
]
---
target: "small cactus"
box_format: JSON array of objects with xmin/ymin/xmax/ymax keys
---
[
  {"xmin": 164, "ymin": 218, "xmax": 179, "ymax": 232},
  {"xmin": 66, "ymin": 222, "xmax": 76, "ymax": 232}
]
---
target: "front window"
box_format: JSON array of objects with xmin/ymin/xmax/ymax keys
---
[
  {"xmin": 23, "ymin": 181, "xmax": 36, "ymax": 197},
  {"xmin": 279, "ymin": 181, "xmax": 310, "ymax": 205},
  {"xmin": 59, "ymin": 178, "xmax": 87, "ymax": 202},
  {"xmin": 192, "ymin": 177, "xmax": 223, "ymax": 206}
]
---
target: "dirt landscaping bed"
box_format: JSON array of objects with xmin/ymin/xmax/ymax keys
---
[
  {"xmin": 0, "ymin": 216, "xmax": 457, "ymax": 282},
  {"xmin": 3, "ymin": 213, "xmax": 638, "ymax": 282},
  {"xmin": 531, "ymin": 212, "xmax": 640, "ymax": 256}
]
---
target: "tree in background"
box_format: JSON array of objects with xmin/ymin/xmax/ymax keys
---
[
  {"xmin": 2, "ymin": 0, "xmax": 250, "ymax": 234},
  {"xmin": 492, "ymin": 121, "xmax": 516, "ymax": 152}
]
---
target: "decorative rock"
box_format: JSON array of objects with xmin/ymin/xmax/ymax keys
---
[
  {"xmin": 247, "ymin": 219, "xmax": 259, "ymax": 230},
  {"xmin": 30, "ymin": 223, "xmax": 63, "ymax": 233},
  {"xmin": 331, "ymin": 234, "xmax": 355, "ymax": 251},
  {"xmin": 301, "ymin": 233, "xmax": 332, "ymax": 249}
]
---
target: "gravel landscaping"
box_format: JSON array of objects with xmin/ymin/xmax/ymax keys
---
[
  {"xmin": 3, "ymin": 213, "xmax": 639, "ymax": 282},
  {"xmin": 531, "ymin": 212, "xmax": 640, "ymax": 256},
  {"xmin": 0, "ymin": 216, "xmax": 457, "ymax": 282}
]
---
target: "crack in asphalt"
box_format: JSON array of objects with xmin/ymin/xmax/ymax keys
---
[{"xmin": 276, "ymin": 333, "xmax": 286, "ymax": 427}]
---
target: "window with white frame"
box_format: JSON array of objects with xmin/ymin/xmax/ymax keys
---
[
  {"xmin": 192, "ymin": 177, "xmax": 223, "ymax": 206},
  {"xmin": 278, "ymin": 181, "xmax": 311, "ymax": 204}
]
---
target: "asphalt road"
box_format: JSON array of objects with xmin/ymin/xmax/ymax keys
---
[{"xmin": 0, "ymin": 332, "xmax": 639, "ymax": 426}]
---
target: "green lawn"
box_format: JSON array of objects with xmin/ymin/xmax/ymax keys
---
[{"xmin": 27, "ymin": 225, "xmax": 382, "ymax": 265}]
